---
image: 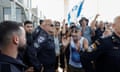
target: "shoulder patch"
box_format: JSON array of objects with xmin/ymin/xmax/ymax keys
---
[
  {"xmin": 91, "ymin": 40, "xmax": 101, "ymax": 50},
  {"xmin": 91, "ymin": 43, "xmax": 97, "ymax": 49},
  {"xmin": 38, "ymin": 36, "xmax": 45, "ymax": 43},
  {"xmin": 36, "ymin": 29, "xmax": 39, "ymax": 33}
]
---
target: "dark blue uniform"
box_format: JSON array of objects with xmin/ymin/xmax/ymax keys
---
[
  {"xmin": 0, "ymin": 53, "xmax": 26, "ymax": 72},
  {"xmin": 81, "ymin": 33, "xmax": 120, "ymax": 72},
  {"xmin": 23, "ymin": 33, "xmax": 41, "ymax": 72},
  {"xmin": 94, "ymin": 28, "xmax": 105, "ymax": 42},
  {"xmin": 17, "ymin": 32, "xmax": 41, "ymax": 72},
  {"xmin": 33, "ymin": 26, "xmax": 56, "ymax": 72}
]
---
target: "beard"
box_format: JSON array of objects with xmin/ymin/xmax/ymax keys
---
[
  {"xmin": 73, "ymin": 38, "xmax": 79, "ymax": 43},
  {"xmin": 73, "ymin": 36, "xmax": 81, "ymax": 43},
  {"xmin": 18, "ymin": 44, "xmax": 26, "ymax": 52}
]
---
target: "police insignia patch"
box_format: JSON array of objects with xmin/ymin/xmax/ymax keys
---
[
  {"xmin": 91, "ymin": 40, "xmax": 101, "ymax": 50},
  {"xmin": 91, "ymin": 43, "xmax": 97, "ymax": 49},
  {"xmin": 36, "ymin": 29, "xmax": 39, "ymax": 33},
  {"xmin": 38, "ymin": 36, "xmax": 45, "ymax": 43}
]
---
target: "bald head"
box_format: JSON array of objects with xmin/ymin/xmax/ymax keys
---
[
  {"xmin": 43, "ymin": 19, "xmax": 52, "ymax": 25},
  {"xmin": 41, "ymin": 19, "xmax": 55, "ymax": 35},
  {"xmin": 114, "ymin": 16, "xmax": 120, "ymax": 24},
  {"xmin": 113, "ymin": 16, "xmax": 120, "ymax": 35}
]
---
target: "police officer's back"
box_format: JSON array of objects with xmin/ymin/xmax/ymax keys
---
[
  {"xmin": 0, "ymin": 21, "xmax": 26, "ymax": 72},
  {"xmin": 82, "ymin": 16, "xmax": 120, "ymax": 72}
]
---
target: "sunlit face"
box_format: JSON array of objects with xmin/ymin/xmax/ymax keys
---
[
  {"xmin": 113, "ymin": 17, "xmax": 120, "ymax": 33},
  {"xmin": 55, "ymin": 22, "xmax": 60, "ymax": 30},
  {"xmin": 54, "ymin": 24, "xmax": 61, "ymax": 36},
  {"xmin": 81, "ymin": 20, "xmax": 87, "ymax": 27},
  {"xmin": 44, "ymin": 19, "xmax": 54, "ymax": 35},
  {"xmin": 18, "ymin": 27, "xmax": 26, "ymax": 50},
  {"xmin": 24, "ymin": 24, "xmax": 33, "ymax": 33},
  {"xmin": 99, "ymin": 21, "xmax": 105, "ymax": 28},
  {"xmin": 71, "ymin": 29, "xmax": 81, "ymax": 42},
  {"xmin": 65, "ymin": 24, "xmax": 68, "ymax": 29}
]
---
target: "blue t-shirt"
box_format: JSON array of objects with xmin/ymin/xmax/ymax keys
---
[
  {"xmin": 69, "ymin": 38, "xmax": 83, "ymax": 68},
  {"xmin": 80, "ymin": 26, "xmax": 92, "ymax": 45}
]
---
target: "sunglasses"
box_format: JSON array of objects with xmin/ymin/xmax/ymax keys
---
[
  {"xmin": 55, "ymin": 24, "xmax": 60, "ymax": 26},
  {"xmin": 71, "ymin": 29, "xmax": 79, "ymax": 33},
  {"xmin": 47, "ymin": 24, "xmax": 54, "ymax": 27}
]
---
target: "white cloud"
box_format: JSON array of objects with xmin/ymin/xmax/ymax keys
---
[
  {"xmin": 32, "ymin": 0, "xmax": 120, "ymax": 22},
  {"xmin": 80, "ymin": 0, "xmax": 120, "ymax": 22},
  {"xmin": 36, "ymin": 0, "xmax": 64, "ymax": 21}
]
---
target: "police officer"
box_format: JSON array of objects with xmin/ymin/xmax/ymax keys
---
[
  {"xmin": 82, "ymin": 16, "xmax": 120, "ymax": 72},
  {"xmin": 33, "ymin": 19, "xmax": 56, "ymax": 72},
  {"xmin": 0, "ymin": 21, "xmax": 26, "ymax": 72}
]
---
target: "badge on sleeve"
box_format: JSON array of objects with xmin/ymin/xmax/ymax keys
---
[
  {"xmin": 91, "ymin": 43, "xmax": 97, "ymax": 49},
  {"xmin": 34, "ymin": 28, "xmax": 39, "ymax": 34},
  {"xmin": 91, "ymin": 40, "xmax": 100, "ymax": 50},
  {"xmin": 38, "ymin": 36, "xmax": 45, "ymax": 43}
]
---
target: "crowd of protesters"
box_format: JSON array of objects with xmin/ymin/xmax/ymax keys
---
[{"xmin": 0, "ymin": 14, "xmax": 120, "ymax": 72}]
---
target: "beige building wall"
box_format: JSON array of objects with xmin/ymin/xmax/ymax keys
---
[{"xmin": 64, "ymin": 0, "xmax": 69, "ymax": 20}]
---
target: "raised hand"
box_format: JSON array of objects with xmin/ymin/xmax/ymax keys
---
[
  {"xmin": 62, "ymin": 19, "xmax": 66, "ymax": 25},
  {"xmin": 62, "ymin": 36, "xmax": 70, "ymax": 48},
  {"xmin": 95, "ymin": 14, "xmax": 100, "ymax": 19}
]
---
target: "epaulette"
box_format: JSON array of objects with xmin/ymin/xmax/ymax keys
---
[
  {"xmin": 91, "ymin": 39, "xmax": 101, "ymax": 50},
  {"xmin": 112, "ymin": 36, "xmax": 116, "ymax": 42},
  {"xmin": 112, "ymin": 35, "xmax": 120, "ymax": 44}
]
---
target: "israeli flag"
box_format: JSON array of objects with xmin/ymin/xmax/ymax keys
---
[
  {"xmin": 67, "ymin": 0, "xmax": 84, "ymax": 25},
  {"xmin": 77, "ymin": 0, "xmax": 84, "ymax": 18}
]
